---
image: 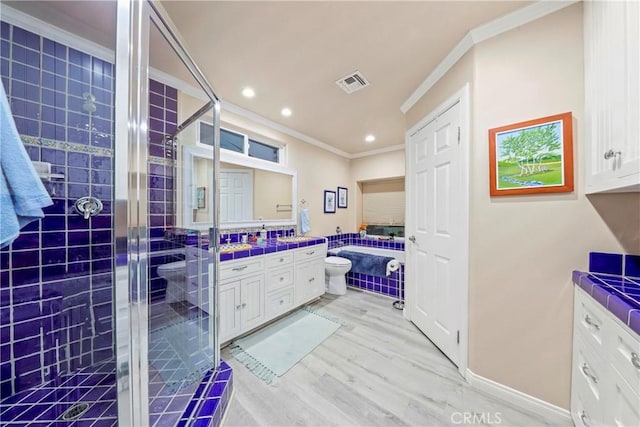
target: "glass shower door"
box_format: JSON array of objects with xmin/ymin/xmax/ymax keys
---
[{"xmin": 114, "ymin": 0, "xmax": 220, "ymax": 425}]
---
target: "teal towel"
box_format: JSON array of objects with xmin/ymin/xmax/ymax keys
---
[{"xmin": 0, "ymin": 81, "xmax": 52, "ymax": 248}]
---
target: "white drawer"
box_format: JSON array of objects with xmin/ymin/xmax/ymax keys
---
[
  {"xmin": 574, "ymin": 287, "xmax": 609, "ymax": 350},
  {"xmin": 220, "ymin": 257, "xmax": 264, "ymax": 282},
  {"xmin": 265, "ymin": 252, "xmax": 294, "ymax": 269},
  {"xmin": 266, "ymin": 267, "xmax": 294, "ymax": 292},
  {"xmin": 573, "ymin": 335, "xmax": 607, "ymax": 406},
  {"xmin": 610, "ymin": 320, "xmax": 640, "ymax": 396},
  {"xmin": 605, "ymin": 365, "xmax": 640, "ymax": 427},
  {"xmin": 294, "ymin": 245, "xmax": 326, "ymax": 263},
  {"xmin": 266, "ymin": 287, "xmax": 295, "ymax": 319}
]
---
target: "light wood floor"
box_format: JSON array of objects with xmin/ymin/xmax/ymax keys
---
[{"xmin": 221, "ymin": 289, "xmax": 569, "ymax": 427}]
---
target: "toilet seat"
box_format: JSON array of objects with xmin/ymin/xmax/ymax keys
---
[
  {"xmin": 325, "ymin": 256, "xmax": 351, "ymax": 266},
  {"xmin": 157, "ymin": 260, "xmax": 186, "ymax": 273}
]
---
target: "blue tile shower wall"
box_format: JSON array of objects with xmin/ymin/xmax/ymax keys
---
[
  {"xmin": 0, "ymin": 22, "xmax": 115, "ymax": 398},
  {"xmin": 147, "ymin": 79, "xmax": 182, "ymax": 302},
  {"xmin": 326, "ymin": 233, "xmax": 405, "ymax": 299}
]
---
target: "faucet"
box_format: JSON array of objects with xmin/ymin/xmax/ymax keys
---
[{"xmin": 336, "ymin": 226, "xmax": 342, "ymax": 235}]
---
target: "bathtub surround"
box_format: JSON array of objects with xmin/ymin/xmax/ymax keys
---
[{"xmin": 326, "ymin": 233, "xmax": 405, "ymax": 299}]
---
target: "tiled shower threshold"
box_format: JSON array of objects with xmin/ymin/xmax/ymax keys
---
[{"xmin": 0, "ymin": 359, "xmax": 233, "ymax": 426}]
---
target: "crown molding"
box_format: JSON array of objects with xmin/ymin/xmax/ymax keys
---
[
  {"xmin": 350, "ymin": 144, "xmax": 404, "ymax": 159},
  {"xmin": 400, "ymin": 0, "xmax": 579, "ymax": 114}
]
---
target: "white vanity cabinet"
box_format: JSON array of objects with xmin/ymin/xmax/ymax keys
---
[
  {"xmin": 571, "ymin": 286, "xmax": 640, "ymax": 427},
  {"xmin": 584, "ymin": 0, "xmax": 640, "ymax": 193},
  {"xmin": 219, "ymin": 241, "xmax": 327, "ymax": 343}
]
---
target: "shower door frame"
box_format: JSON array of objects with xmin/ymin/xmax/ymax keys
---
[{"xmin": 114, "ymin": 1, "xmax": 221, "ymax": 425}]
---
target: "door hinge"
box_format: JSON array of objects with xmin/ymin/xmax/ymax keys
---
[
  {"xmin": 457, "ymin": 127, "xmax": 461, "ymax": 144},
  {"xmin": 456, "ymin": 330, "xmax": 460, "ymax": 344}
]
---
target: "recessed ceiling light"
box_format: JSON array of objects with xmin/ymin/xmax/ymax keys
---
[
  {"xmin": 281, "ymin": 107, "xmax": 292, "ymax": 117},
  {"xmin": 242, "ymin": 87, "xmax": 255, "ymax": 98},
  {"xmin": 365, "ymin": 134, "xmax": 376, "ymax": 143}
]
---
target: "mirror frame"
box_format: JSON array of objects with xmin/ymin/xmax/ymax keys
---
[{"xmin": 182, "ymin": 146, "xmax": 297, "ymax": 230}]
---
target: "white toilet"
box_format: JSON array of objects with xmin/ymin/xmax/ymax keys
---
[
  {"xmin": 324, "ymin": 256, "xmax": 352, "ymax": 295},
  {"xmin": 157, "ymin": 260, "xmax": 188, "ymax": 304}
]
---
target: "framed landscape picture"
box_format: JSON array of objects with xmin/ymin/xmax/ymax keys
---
[{"xmin": 488, "ymin": 112, "xmax": 574, "ymax": 196}]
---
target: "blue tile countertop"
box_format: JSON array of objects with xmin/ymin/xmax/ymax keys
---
[
  {"xmin": 219, "ymin": 237, "xmax": 327, "ymax": 262},
  {"xmin": 572, "ymin": 252, "xmax": 640, "ymax": 336}
]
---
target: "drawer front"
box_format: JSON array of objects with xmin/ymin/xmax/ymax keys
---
[
  {"xmin": 265, "ymin": 252, "xmax": 294, "ymax": 269},
  {"xmin": 294, "ymin": 244, "xmax": 326, "ymax": 263},
  {"xmin": 266, "ymin": 267, "xmax": 294, "ymax": 292},
  {"xmin": 573, "ymin": 335, "xmax": 607, "ymax": 406},
  {"xmin": 266, "ymin": 287, "xmax": 295, "ymax": 319},
  {"xmin": 574, "ymin": 287, "xmax": 609, "ymax": 350},
  {"xmin": 610, "ymin": 321, "xmax": 640, "ymax": 396},
  {"xmin": 605, "ymin": 366, "xmax": 640, "ymax": 427},
  {"xmin": 220, "ymin": 257, "xmax": 264, "ymax": 282}
]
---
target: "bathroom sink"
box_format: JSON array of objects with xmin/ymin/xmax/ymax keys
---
[
  {"xmin": 219, "ymin": 243, "xmax": 252, "ymax": 253},
  {"xmin": 277, "ymin": 236, "xmax": 312, "ymax": 243}
]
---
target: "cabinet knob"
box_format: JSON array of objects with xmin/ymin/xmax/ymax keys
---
[
  {"xmin": 279, "ymin": 257, "xmax": 284, "ymax": 262},
  {"xmin": 603, "ymin": 149, "xmax": 621, "ymax": 160},
  {"xmin": 241, "ymin": 303, "xmax": 247, "ymax": 308},
  {"xmin": 279, "ymin": 299, "xmax": 284, "ymax": 304},
  {"xmin": 236, "ymin": 305, "xmax": 241, "ymax": 310},
  {"xmin": 232, "ymin": 265, "xmax": 248, "ymax": 272},
  {"xmin": 279, "ymin": 277, "xmax": 284, "ymax": 282},
  {"xmin": 306, "ymin": 251, "xmax": 315, "ymax": 256},
  {"xmin": 584, "ymin": 315, "xmax": 600, "ymax": 330},
  {"xmin": 631, "ymin": 352, "xmax": 640, "ymax": 369},
  {"xmin": 309, "ymin": 277, "xmax": 315, "ymax": 282}
]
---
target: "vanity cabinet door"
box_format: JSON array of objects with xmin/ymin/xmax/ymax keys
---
[
  {"xmin": 219, "ymin": 282, "xmax": 241, "ymax": 342},
  {"xmin": 240, "ymin": 274, "xmax": 265, "ymax": 332},
  {"xmin": 295, "ymin": 258, "xmax": 325, "ymax": 305},
  {"xmin": 604, "ymin": 367, "xmax": 640, "ymax": 427}
]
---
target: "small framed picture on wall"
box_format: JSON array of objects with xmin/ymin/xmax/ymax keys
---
[
  {"xmin": 324, "ymin": 190, "xmax": 336, "ymax": 213},
  {"xmin": 337, "ymin": 186, "xmax": 348, "ymax": 208}
]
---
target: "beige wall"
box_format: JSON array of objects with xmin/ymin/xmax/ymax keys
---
[
  {"xmin": 351, "ymin": 150, "xmax": 405, "ymax": 229},
  {"xmin": 221, "ymin": 111, "xmax": 353, "ymax": 236},
  {"xmin": 406, "ymin": 3, "xmax": 639, "ymax": 410}
]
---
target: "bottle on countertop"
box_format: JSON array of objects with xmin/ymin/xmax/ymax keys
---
[{"xmin": 260, "ymin": 224, "xmax": 267, "ymax": 240}]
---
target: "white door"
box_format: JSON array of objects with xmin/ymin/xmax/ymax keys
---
[
  {"xmin": 220, "ymin": 169, "xmax": 253, "ymax": 222},
  {"xmin": 406, "ymin": 95, "xmax": 467, "ymax": 369}
]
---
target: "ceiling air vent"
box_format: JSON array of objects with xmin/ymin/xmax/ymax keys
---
[{"xmin": 336, "ymin": 71, "xmax": 370, "ymax": 94}]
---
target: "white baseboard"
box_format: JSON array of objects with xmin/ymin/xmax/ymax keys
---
[{"xmin": 465, "ymin": 369, "xmax": 571, "ymax": 425}]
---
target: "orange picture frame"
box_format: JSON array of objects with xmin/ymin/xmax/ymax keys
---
[{"xmin": 488, "ymin": 112, "xmax": 574, "ymax": 196}]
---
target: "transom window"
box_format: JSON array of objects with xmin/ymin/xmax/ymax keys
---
[{"xmin": 199, "ymin": 122, "xmax": 283, "ymax": 164}]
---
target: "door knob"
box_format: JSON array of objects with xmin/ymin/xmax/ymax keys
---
[{"xmin": 408, "ymin": 235, "xmax": 416, "ymax": 243}]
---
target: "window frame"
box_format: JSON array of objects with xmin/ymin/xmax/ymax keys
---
[{"xmin": 197, "ymin": 120, "xmax": 285, "ymax": 165}]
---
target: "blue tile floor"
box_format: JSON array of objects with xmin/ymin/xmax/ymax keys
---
[{"xmin": 0, "ymin": 359, "xmax": 232, "ymax": 426}]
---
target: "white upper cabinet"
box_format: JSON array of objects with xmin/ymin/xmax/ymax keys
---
[{"xmin": 584, "ymin": 0, "xmax": 640, "ymax": 193}]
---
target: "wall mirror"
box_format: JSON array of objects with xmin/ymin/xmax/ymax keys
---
[{"xmin": 181, "ymin": 146, "xmax": 297, "ymax": 230}]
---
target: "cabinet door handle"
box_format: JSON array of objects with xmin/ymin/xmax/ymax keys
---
[
  {"xmin": 306, "ymin": 251, "xmax": 315, "ymax": 255},
  {"xmin": 232, "ymin": 266, "xmax": 248, "ymax": 272},
  {"xmin": 279, "ymin": 299, "xmax": 284, "ymax": 305},
  {"xmin": 584, "ymin": 315, "xmax": 600, "ymax": 330},
  {"xmin": 235, "ymin": 304, "xmax": 241, "ymax": 310},
  {"xmin": 241, "ymin": 303, "xmax": 247, "ymax": 308},
  {"xmin": 631, "ymin": 352, "xmax": 640, "ymax": 369},
  {"xmin": 603, "ymin": 149, "xmax": 621, "ymax": 160},
  {"xmin": 309, "ymin": 277, "xmax": 315, "ymax": 282},
  {"xmin": 580, "ymin": 411, "xmax": 590, "ymax": 427},
  {"xmin": 279, "ymin": 277, "xmax": 284, "ymax": 282},
  {"xmin": 581, "ymin": 363, "xmax": 598, "ymax": 384}
]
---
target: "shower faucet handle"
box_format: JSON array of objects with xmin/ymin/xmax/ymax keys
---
[{"xmin": 74, "ymin": 197, "xmax": 103, "ymax": 220}]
